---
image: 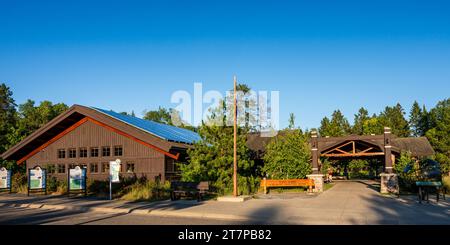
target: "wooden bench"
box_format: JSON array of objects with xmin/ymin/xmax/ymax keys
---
[
  {"xmin": 170, "ymin": 181, "xmax": 210, "ymax": 201},
  {"xmin": 260, "ymin": 178, "xmax": 314, "ymax": 194}
]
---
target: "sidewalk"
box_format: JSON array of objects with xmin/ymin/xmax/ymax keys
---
[{"xmin": 1, "ymin": 181, "xmax": 449, "ymax": 224}]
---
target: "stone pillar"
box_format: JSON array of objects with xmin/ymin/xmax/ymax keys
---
[
  {"xmin": 311, "ymin": 130, "xmax": 319, "ymax": 174},
  {"xmin": 381, "ymin": 127, "xmax": 399, "ymax": 194},
  {"xmin": 380, "ymin": 173, "xmax": 399, "ymax": 195},
  {"xmin": 384, "ymin": 127, "xmax": 393, "ymax": 174},
  {"xmin": 307, "ymin": 174, "xmax": 324, "ymax": 193}
]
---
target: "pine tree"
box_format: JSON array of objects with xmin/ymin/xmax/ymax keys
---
[
  {"xmin": 0, "ymin": 83, "xmax": 17, "ymax": 154},
  {"xmin": 353, "ymin": 107, "xmax": 369, "ymax": 135},
  {"xmin": 288, "ymin": 113, "xmax": 296, "ymax": 129},
  {"xmin": 409, "ymin": 101, "xmax": 426, "ymax": 137},
  {"xmin": 425, "ymin": 98, "xmax": 450, "ymax": 174},
  {"xmin": 379, "ymin": 103, "xmax": 410, "ymax": 137}
]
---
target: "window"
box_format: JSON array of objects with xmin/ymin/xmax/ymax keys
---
[
  {"xmin": 114, "ymin": 146, "xmax": 123, "ymax": 156},
  {"xmin": 80, "ymin": 164, "xmax": 87, "ymax": 169},
  {"xmin": 69, "ymin": 148, "xmax": 77, "ymax": 158},
  {"xmin": 126, "ymin": 162, "xmax": 135, "ymax": 173},
  {"xmin": 101, "ymin": 162, "xmax": 110, "ymax": 173},
  {"xmin": 57, "ymin": 164, "xmax": 66, "ymax": 174},
  {"xmin": 79, "ymin": 148, "xmax": 88, "ymax": 158},
  {"xmin": 68, "ymin": 163, "xmax": 76, "ymax": 170},
  {"xmin": 165, "ymin": 159, "xmax": 181, "ymax": 173},
  {"xmin": 102, "ymin": 146, "xmax": 111, "ymax": 157},
  {"xmin": 57, "ymin": 149, "xmax": 66, "ymax": 159},
  {"xmin": 47, "ymin": 164, "xmax": 56, "ymax": 174},
  {"xmin": 90, "ymin": 147, "xmax": 99, "ymax": 157},
  {"xmin": 90, "ymin": 163, "xmax": 99, "ymax": 173}
]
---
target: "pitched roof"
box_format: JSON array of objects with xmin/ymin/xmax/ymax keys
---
[
  {"xmin": 247, "ymin": 132, "xmax": 435, "ymax": 158},
  {"xmin": 91, "ymin": 107, "xmax": 201, "ymax": 144},
  {"xmin": 1, "ymin": 105, "xmax": 200, "ymax": 162}
]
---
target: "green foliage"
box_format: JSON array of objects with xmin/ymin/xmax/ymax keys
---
[
  {"xmin": 47, "ymin": 176, "xmax": 68, "ymax": 195},
  {"xmin": 319, "ymin": 110, "xmax": 351, "ymax": 137},
  {"xmin": 425, "ymin": 98, "xmax": 450, "ymax": 174},
  {"xmin": 0, "ymin": 83, "xmax": 17, "ymax": 154},
  {"xmin": 320, "ymin": 158, "xmax": 333, "ymax": 175},
  {"xmin": 180, "ymin": 124, "xmax": 257, "ymax": 195},
  {"xmin": 11, "ymin": 171, "xmax": 27, "ymax": 194},
  {"xmin": 352, "ymin": 107, "xmax": 370, "ymax": 135},
  {"xmin": 443, "ymin": 176, "xmax": 450, "ymax": 191},
  {"xmin": 394, "ymin": 152, "xmax": 418, "ymax": 191},
  {"xmin": 262, "ymin": 129, "xmax": 311, "ymax": 179},
  {"xmin": 121, "ymin": 179, "xmax": 171, "ymax": 201},
  {"xmin": 378, "ymin": 103, "xmax": 410, "ymax": 137},
  {"xmin": 144, "ymin": 106, "xmax": 173, "ymax": 124},
  {"xmin": 348, "ymin": 159, "xmax": 369, "ymax": 179},
  {"xmin": 14, "ymin": 100, "xmax": 68, "ymax": 144},
  {"xmin": 288, "ymin": 113, "xmax": 296, "ymax": 129},
  {"xmin": 409, "ymin": 101, "xmax": 427, "ymax": 137}
]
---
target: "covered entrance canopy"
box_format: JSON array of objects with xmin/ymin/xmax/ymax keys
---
[{"xmin": 310, "ymin": 127, "xmax": 435, "ymax": 174}]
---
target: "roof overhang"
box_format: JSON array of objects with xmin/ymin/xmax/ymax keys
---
[{"xmin": 1, "ymin": 105, "xmax": 194, "ymax": 163}]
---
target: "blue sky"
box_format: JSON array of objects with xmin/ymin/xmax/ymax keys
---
[{"xmin": 1, "ymin": 0, "xmax": 449, "ymax": 129}]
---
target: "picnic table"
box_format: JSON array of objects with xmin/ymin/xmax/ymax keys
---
[{"xmin": 416, "ymin": 181, "xmax": 446, "ymax": 203}]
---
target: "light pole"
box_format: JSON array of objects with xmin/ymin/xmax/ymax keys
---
[{"xmin": 233, "ymin": 75, "xmax": 238, "ymax": 197}]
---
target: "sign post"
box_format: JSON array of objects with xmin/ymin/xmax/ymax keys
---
[
  {"xmin": 28, "ymin": 166, "xmax": 47, "ymax": 196},
  {"xmin": 68, "ymin": 166, "xmax": 87, "ymax": 197},
  {"xmin": 109, "ymin": 159, "xmax": 121, "ymax": 200},
  {"xmin": 0, "ymin": 167, "xmax": 12, "ymax": 193}
]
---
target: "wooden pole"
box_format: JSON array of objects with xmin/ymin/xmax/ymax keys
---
[{"xmin": 233, "ymin": 75, "xmax": 238, "ymax": 197}]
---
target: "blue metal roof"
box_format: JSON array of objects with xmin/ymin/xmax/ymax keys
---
[{"xmin": 91, "ymin": 107, "xmax": 201, "ymax": 144}]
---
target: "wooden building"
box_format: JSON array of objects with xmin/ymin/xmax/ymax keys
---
[
  {"xmin": 247, "ymin": 127, "xmax": 435, "ymax": 174},
  {"xmin": 0, "ymin": 105, "xmax": 200, "ymax": 182}
]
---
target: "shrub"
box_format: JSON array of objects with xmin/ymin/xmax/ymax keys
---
[
  {"xmin": 11, "ymin": 171, "xmax": 27, "ymax": 194},
  {"xmin": 348, "ymin": 159, "xmax": 369, "ymax": 179},
  {"xmin": 394, "ymin": 152, "xmax": 419, "ymax": 192},
  {"xmin": 121, "ymin": 180, "xmax": 171, "ymax": 201},
  {"xmin": 442, "ymin": 176, "xmax": 450, "ymax": 191}
]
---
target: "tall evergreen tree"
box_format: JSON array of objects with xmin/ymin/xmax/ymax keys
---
[
  {"xmin": 288, "ymin": 113, "xmax": 296, "ymax": 129},
  {"xmin": 353, "ymin": 107, "xmax": 369, "ymax": 135},
  {"xmin": 180, "ymin": 84, "xmax": 257, "ymax": 195},
  {"xmin": 379, "ymin": 103, "xmax": 410, "ymax": 137},
  {"xmin": 425, "ymin": 98, "xmax": 450, "ymax": 174},
  {"xmin": 0, "ymin": 83, "xmax": 17, "ymax": 154},
  {"xmin": 409, "ymin": 101, "xmax": 428, "ymax": 137},
  {"xmin": 319, "ymin": 110, "xmax": 351, "ymax": 137},
  {"xmin": 318, "ymin": 117, "xmax": 331, "ymax": 137}
]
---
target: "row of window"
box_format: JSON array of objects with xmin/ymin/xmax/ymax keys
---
[
  {"xmin": 47, "ymin": 162, "xmax": 135, "ymax": 174},
  {"xmin": 57, "ymin": 146, "xmax": 123, "ymax": 159}
]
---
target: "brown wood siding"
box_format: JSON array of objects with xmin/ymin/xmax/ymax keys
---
[{"xmin": 26, "ymin": 120, "xmax": 166, "ymax": 181}]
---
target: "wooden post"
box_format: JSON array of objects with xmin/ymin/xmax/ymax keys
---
[
  {"xmin": 311, "ymin": 130, "xmax": 319, "ymax": 174},
  {"xmin": 233, "ymin": 76, "xmax": 238, "ymax": 197},
  {"xmin": 263, "ymin": 177, "xmax": 267, "ymax": 194},
  {"xmin": 384, "ymin": 127, "xmax": 393, "ymax": 173}
]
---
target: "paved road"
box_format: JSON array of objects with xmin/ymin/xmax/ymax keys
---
[
  {"xmin": 1, "ymin": 181, "xmax": 449, "ymax": 225},
  {"xmin": 0, "ymin": 206, "xmax": 246, "ymax": 225}
]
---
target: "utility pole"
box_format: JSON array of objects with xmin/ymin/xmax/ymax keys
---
[{"xmin": 233, "ymin": 75, "xmax": 238, "ymax": 197}]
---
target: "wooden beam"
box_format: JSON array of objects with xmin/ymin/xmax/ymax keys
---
[
  {"xmin": 359, "ymin": 147, "xmax": 374, "ymax": 154},
  {"xmin": 87, "ymin": 117, "xmax": 180, "ymax": 160},
  {"xmin": 323, "ymin": 141, "xmax": 354, "ymax": 155},
  {"xmin": 17, "ymin": 117, "xmax": 89, "ymax": 164},
  {"xmin": 321, "ymin": 152, "xmax": 385, "ymax": 157}
]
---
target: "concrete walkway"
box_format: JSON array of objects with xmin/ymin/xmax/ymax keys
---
[{"xmin": 1, "ymin": 181, "xmax": 449, "ymax": 224}]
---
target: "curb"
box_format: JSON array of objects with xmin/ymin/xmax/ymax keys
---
[{"xmin": 0, "ymin": 201, "xmax": 252, "ymax": 221}]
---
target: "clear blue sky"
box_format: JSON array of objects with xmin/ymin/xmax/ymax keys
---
[{"xmin": 1, "ymin": 0, "xmax": 449, "ymax": 129}]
